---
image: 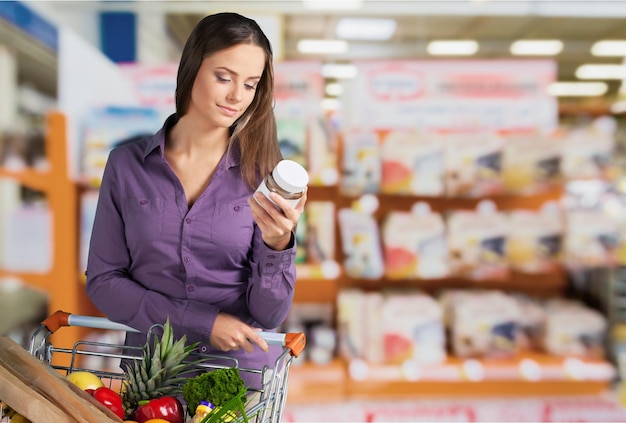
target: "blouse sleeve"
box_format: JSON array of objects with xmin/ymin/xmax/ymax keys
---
[{"xmin": 245, "ymin": 223, "xmax": 297, "ymax": 329}]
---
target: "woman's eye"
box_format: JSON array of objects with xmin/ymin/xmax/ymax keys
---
[
  {"xmin": 216, "ymin": 75, "xmax": 230, "ymax": 83},
  {"xmin": 244, "ymin": 84, "xmax": 257, "ymax": 90}
]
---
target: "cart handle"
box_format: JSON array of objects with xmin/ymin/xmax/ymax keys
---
[{"xmin": 42, "ymin": 310, "xmax": 306, "ymax": 357}]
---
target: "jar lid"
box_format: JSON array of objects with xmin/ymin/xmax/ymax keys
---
[{"xmin": 272, "ymin": 159, "xmax": 309, "ymax": 193}]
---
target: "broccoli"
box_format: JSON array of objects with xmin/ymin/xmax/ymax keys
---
[{"xmin": 182, "ymin": 368, "xmax": 247, "ymax": 414}]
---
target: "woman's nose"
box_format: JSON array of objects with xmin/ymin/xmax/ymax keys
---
[{"xmin": 228, "ymin": 85, "xmax": 243, "ymax": 102}]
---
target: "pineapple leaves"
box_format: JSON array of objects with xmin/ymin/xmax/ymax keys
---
[{"xmin": 121, "ymin": 317, "xmax": 200, "ymax": 416}]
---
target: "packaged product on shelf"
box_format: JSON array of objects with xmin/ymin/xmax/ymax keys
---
[
  {"xmin": 543, "ymin": 299, "xmax": 607, "ymax": 359},
  {"xmin": 283, "ymin": 303, "xmax": 335, "ymax": 365},
  {"xmin": 443, "ymin": 130, "xmax": 505, "ymax": 197},
  {"xmin": 338, "ymin": 289, "xmax": 446, "ymax": 365},
  {"xmin": 0, "ymin": 131, "xmax": 28, "ymax": 170},
  {"xmin": 79, "ymin": 190, "xmax": 99, "ymax": 274},
  {"xmin": 381, "ymin": 290, "xmax": 446, "ymax": 364},
  {"xmin": 294, "ymin": 208, "xmax": 307, "ymax": 264},
  {"xmin": 563, "ymin": 209, "xmax": 620, "ymax": 269},
  {"xmin": 0, "ymin": 178, "xmax": 21, "ymax": 269},
  {"xmin": 561, "ymin": 116, "xmax": 619, "ymax": 182},
  {"xmin": 381, "ymin": 202, "xmax": 449, "ymax": 279},
  {"xmin": 1, "ymin": 196, "xmax": 52, "ymax": 273},
  {"xmin": 304, "ymin": 201, "xmax": 335, "ymax": 264},
  {"xmin": 501, "ymin": 131, "xmax": 564, "ymax": 195},
  {"xmin": 0, "ymin": 129, "xmax": 47, "ymax": 170},
  {"xmin": 507, "ymin": 202, "xmax": 564, "ymax": 273},
  {"xmin": 80, "ymin": 106, "xmax": 162, "ymax": 187},
  {"xmin": 380, "ymin": 129, "xmax": 445, "ymax": 196},
  {"xmin": 337, "ymin": 196, "xmax": 384, "ymax": 279},
  {"xmin": 441, "ymin": 289, "xmax": 522, "ymax": 359},
  {"xmin": 447, "ymin": 200, "xmax": 509, "ymax": 280},
  {"xmin": 273, "ymin": 61, "xmax": 334, "ymax": 185},
  {"xmin": 337, "ymin": 289, "xmax": 370, "ymax": 361},
  {"xmin": 276, "ymin": 118, "xmax": 307, "ymax": 167},
  {"xmin": 511, "ymin": 293, "xmax": 547, "ymax": 352},
  {"xmin": 306, "ymin": 116, "xmax": 339, "ymax": 186},
  {"xmin": 340, "ymin": 130, "xmax": 381, "ymax": 196},
  {"xmin": 363, "ymin": 291, "xmax": 385, "ymax": 364}
]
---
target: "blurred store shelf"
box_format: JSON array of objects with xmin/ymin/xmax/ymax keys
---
[{"xmin": 287, "ymin": 355, "xmax": 617, "ymax": 403}]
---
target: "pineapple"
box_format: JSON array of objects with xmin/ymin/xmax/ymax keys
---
[{"xmin": 121, "ymin": 318, "xmax": 199, "ymax": 417}]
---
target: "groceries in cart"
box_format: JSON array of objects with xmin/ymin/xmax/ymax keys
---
[{"xmin": 0, "ymin": 311, "xmax": 305, "ymax": 423}]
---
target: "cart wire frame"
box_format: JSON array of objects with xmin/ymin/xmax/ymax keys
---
[{"xmin": 2, "ymin": 310, "xmax": 305, "ymax": 423}]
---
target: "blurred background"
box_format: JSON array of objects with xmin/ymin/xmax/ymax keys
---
[{"xmin": 3, "ymin": 1, "xmax": 626, "ymax": 421}]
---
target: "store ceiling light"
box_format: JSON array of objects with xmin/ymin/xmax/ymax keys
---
[
  {"xmin": 591, "ymin": 40, "xmax": 626, "ymax": 56},
  {"xmin": 322, "ymin": 63, "xmax": 358, "ymax": 79},
  {"xmin": 302, "ymin": 0, "xmax": 363, "ymax": 10},
  {"xmin": 510, "ymin": 40, "xmax": 563, "ymax": 56},
  {"xmin": 297, "ymin": 39, "xmax": 349, "ymax": 54},
  {"xmin": 547, "ymin": 81, "xmax": 608, "ymax": 97},
  {"xmin": 335, "ymin": 18, "xmax": 397, "ymax": 41},
  {"xmin": 575, "ymin": 64, "xmax": 626, "ymax": 80},
  {"xmin": 427, "ymin": 40, "xmax": 478, "ymax": 56}
]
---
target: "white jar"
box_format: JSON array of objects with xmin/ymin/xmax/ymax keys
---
[{"xmin": 255, "ymin": 159, "xmax": 309, "ymax": 210}]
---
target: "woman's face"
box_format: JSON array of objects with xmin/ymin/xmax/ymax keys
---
[{"xmin": 188, "ymin": 43, "xmax": 266, "ymax": 129}]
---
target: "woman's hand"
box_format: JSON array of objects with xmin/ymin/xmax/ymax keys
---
[
  {"xmin": 210, "ymin": 312, "xmax": 269, "ymax": 353},
  {"xmin": 248, "ymin": 188, "xmax": 307, "ymax": 251}
]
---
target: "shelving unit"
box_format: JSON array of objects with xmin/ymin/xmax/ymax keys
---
[
  {"xmin": 287, "ymin": 354, "xmax": 615, "ymax": 404},
  {"xmin": 0, "ymin": 111, "xmax": 97, "ymax": 364},
  {"xmin": 287, "ymin": 183, "xmax": 617, "ymax": 403}
]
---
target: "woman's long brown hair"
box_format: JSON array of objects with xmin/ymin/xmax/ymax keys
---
[{"xmin": 175, "ymin": 12, "xmax": 282, "ymax": 189}]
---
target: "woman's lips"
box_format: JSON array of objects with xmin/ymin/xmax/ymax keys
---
[{"xmin": 218, "ymin": 104, "xmax": 238, "ymax": 117}]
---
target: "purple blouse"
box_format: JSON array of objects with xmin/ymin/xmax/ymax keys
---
[{"xmin": 86, "ymin": 114, "xmax": 297, "ymax": 383}]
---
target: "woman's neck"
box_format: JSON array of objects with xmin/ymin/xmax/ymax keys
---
[{"xmin": 167, "ymin": 114, "xmax": 230, "ymax": 158}]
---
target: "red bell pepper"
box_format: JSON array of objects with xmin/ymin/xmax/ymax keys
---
[
  {"xmin": 89, "ymin": 386, "xmax": 125, "ymax": 420},
  {"xmin": 134, "ymin": 396, "xmax": 184, "ymax": 423}
]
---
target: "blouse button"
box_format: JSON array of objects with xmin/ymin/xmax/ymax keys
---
[
  {"xmin": 139, "ymin": 199, "xmax": 148, "ymax": 205},
  {"xmin": 185, "ymin": 218, "xmax": 192, "ymax": 224},
  {"xmin": 187, "ymin": 285, "xmax": 195, "ymax": 292},
  {"xmin": 184, "ymin": 256, "xmax": 191, "ymax": 263},
  {"xmin": 234, "ymin": 205, "xmax": 241, "ymax": 212},
  {"xmin": 200, "ymin": 345, "xmax": 208, "ymax": 353},
  {"xmin": 266, "ymin": 263, "xmax": 274, "ymax": 268},
  {"xmin": 268, "ymin": 254, "xmax": 276, "ymax": 259}
]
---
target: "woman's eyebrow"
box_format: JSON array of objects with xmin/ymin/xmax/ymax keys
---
[{"xmin": 216, "ymin": 66, "xmax": 262, "ymax": 80}]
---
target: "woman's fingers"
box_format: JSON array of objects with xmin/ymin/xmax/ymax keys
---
[
  {"xmin": 211, "ymin": 312, "xmax": 269, "ymax": 353},
  {"xmin": 246, "ymin": 329, "xmax": 269, "ymax": 353}
]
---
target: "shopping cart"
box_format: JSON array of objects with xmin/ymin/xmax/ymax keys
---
[{"xmin": 2, "ymin": 310, "xmax": 305, "ymax": 423}]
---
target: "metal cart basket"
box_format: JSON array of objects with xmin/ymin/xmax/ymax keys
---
[{"xmin": 2, "ymin": 310, "xmax": 305, "ymax": 423}]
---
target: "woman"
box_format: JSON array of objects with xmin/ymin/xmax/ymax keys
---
[{"xmin": 85, "ymin": 12, "xmax": 306, "ymax": 388}]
